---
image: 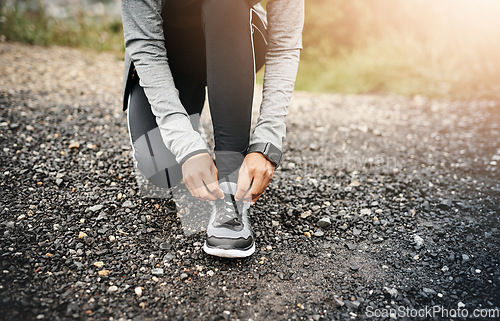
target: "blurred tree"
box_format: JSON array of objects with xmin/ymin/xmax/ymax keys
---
[{"xmin": 302, "ymin": 0, "xmax": 374, "ymax": 55}]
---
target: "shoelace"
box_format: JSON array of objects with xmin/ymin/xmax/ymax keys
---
[{"xmin": 214, "ymin": 194, "xmax": 242, "ymax": 226}]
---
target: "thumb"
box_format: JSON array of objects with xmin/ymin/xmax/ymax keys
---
[{"xmin": 235, "ymin": 167, "xmax": 252, "ymax": 201}]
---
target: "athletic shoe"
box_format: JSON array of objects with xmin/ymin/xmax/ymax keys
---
[{"xmin": 203, "ymin": 181, "xmax": 255, "ymax": 258}]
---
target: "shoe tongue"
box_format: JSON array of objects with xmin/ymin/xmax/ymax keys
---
[
  {"xmin": 224, "ymin": 192, "xmax": 234, "ymax": 203},
  {"xmin": 219, "ymin": 181, "xmax": 237, "ymax": 195},
  {"xmin": 218, "ymin": 181, "xmax": 251, "ymax": 213}
]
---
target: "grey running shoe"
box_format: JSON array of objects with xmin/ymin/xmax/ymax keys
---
[{"xmin": 203, "ymin": 182, "xmax": 255, "ymax": 258}]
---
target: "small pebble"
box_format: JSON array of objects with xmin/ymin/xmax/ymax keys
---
[
  {"xmin": 93, "ymin": 261, "xmax": 104, "ymax": 268},
  {"xmin": 68, "ymin": 141, "xmax": 80, "ymax": 149},
  {"xmin": 383, "ymin": 287, "xmax": 398, "ymax": 298},
  {"xmin": 423, "ymin": 287, "xmax": 436, "ymax": 295},
  {"xmin": 87, "ymin": 204, "xmax": 103, "ymax": 212},
  {"xmin": 414, "ymin": 235, "xmax": 424, "ymax": 247},
  {"xmin": 314, "ymin": 230, "xmax": 324, "ymax": 237},
  {"xmin": 151, "ymin": 268, "xmax": 164, "ymax": 276},
  {"xmin": 360, "ymin": 208, "xmax": 371, "ymax": 215},
  {"xmin": 345, "ymin": 242, "xmax": 357, "ymax": 251},
  {"xmin": 122, "ymin": 200, "xmax": 134, "ymax": 208},
  {"xmin": 300, "ymin": 210, "xmax": 312, "ymax": 219},
  {"xmin": 98, "ymin": 269, "xmax": 109, "ymax": 276},
  {"xmin": 317, "ymin": 217, "xmax": 331, "ymax": 227}
]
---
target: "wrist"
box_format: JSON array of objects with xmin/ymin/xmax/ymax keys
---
[
  {"xmin": 179, "ymin": 149, "xmax": 210, "ymax": 166},
  {"xmin": 246, "ymin": 142, "xmax": 282, "ymax": 168}
]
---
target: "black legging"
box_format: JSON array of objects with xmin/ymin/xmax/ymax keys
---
[{"xmin": 128, "ymin": 0, "xmax": 266, "ymax": 188}]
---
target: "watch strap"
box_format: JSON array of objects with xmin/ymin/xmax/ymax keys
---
[{"xmin": 247, "ymin": 142, "xmax": 282, "ymax": 167}]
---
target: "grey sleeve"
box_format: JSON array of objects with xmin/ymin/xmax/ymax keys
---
[
  {"xmin": 249, "ymin": 0, "xmax": 304, "ymax": 151},
  {"xmin": 121, "ymin": 0, "xmax": 208, "ymax": 164}
]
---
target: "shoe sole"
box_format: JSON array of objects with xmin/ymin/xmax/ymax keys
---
[{"xmin": 203, "ymin": 241, "xmax": 255, "ymax": 258}]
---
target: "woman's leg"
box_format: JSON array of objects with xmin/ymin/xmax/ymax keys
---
[
  {"xmin": 128, "ymin": 76, "xmax": 182, "ymax": 189},
  {"xmin": 128, "ymin": 0, "xmax": 265, "ymax": 188},
  {"xmin": 128, "ymin": 76, "xmax": 206, "ymax": 189},
  {"xmin": 127, "ymin": 3, "xmax": 207, "ymax": 189},
  {"xmin": 202, "ymin": 0, "xmax": 255, "ymax": 181}
]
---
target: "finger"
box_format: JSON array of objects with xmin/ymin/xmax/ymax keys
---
[
  {"xmin": 199, "ymin": 185, "xmax": 216, "ymax": 201},
  {"xmin": 191, "ymin": 176, "xmax": 212, "ymax": 202},
  {"xmin": 197, "ymin": 183, "xmax": 215, "ymax": 202},
  {"xmin": 197, "ymin": 170, "xmax": 220, "ymax": 201},
  {"xmin": 249, "ymin": 170, "xmax": 272, "ymax": 203},
  {"xmin": 203, "ymin": 171, "xmax": 224, "ymax": 199},
  {"xmin": 183, "ymin": 177, "xmax": 198, "ymax": 199},
  {"xmin": 251, "ymin": 192, "xmax": 262, "ymax": 204},
  {"xmin": 240, "ymin": 178, "xmax": 254, "ymax": 203},
  {"xmin": 200, "ymin": 182, "xmax": 218, "ymax": 201},
  {"xmin": 199, "ymin": 174, "xmax": 221, "ymax": 201},
  {"xmin": 204, "ymin": 161, "xmax": 223, "ymax": 200},
  {"xmin": 235, "ymin": 166, "xmax": 252, "ymax": 201},
  {"xmin": 204, "ymin": 180, "xmax": 223, "ymax": 200},
  {"xmin": 249, "ymin": 180, "xmax": 264, "ymax": 203}
]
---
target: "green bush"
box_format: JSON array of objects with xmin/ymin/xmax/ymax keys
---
[
  {"xmin": 0, "ymin": 0, "xmax": 124, "ymax": 52},
  {"xmin": 1, "ymin": 0, "xmax": 499, "ymax": 99}
]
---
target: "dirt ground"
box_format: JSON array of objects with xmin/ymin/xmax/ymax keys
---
[{"xmin": 0, "ymin": 43, "xmax": 499, "ymax": 320}]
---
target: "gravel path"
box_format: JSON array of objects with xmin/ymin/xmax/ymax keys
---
[{"xmin": 1, "ymin": 42, "xmax": 499, "ymax": 321}]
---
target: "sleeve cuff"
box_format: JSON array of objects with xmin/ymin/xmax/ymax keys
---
[{"xmin": 178, "ymin": 148, "xmax": 210, "ymax": 165}]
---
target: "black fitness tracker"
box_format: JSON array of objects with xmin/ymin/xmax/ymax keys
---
[{"xmin": 246, "ymin": 142, "xmax": 282, "ymax": 168}]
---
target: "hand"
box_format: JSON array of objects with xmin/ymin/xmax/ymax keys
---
[
  {"xmin": 181, "ymin": 153, "xmax": 224, "ymax": 201},
  {"xmin": 235, "ymin": 152, "xmax": 275, "ymax": 204}
]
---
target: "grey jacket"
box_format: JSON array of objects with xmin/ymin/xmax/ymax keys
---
[{"xmin": 121, "ymin": 0, "xmax": 304, "ymax": 164}]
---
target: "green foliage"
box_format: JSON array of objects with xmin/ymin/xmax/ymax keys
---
[
  {"xmin": 1, "ymin": 0, "xmax": 499, "ymax": 99},
  {"xmin": 298, "ymin": 0, "xmax": 500, "ymax": 99},
  {"xmin": 0, "ymin": 0, "xmax": 124, "ymax": 52},
  {"xmin": 302, "ymin": 0, "xmax": 373, "ymax": 56}
]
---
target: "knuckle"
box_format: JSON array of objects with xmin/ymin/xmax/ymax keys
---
[{"xmin": 250, "ymin": 189, "xmax": 260, "ymax": 197}]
